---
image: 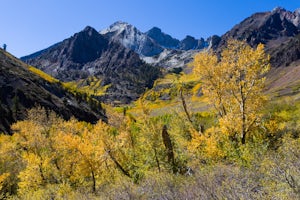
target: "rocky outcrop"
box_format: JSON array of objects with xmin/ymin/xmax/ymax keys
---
[{"xmin": 268, "ymin": 34, "xmax": 300, "ymax": 67}]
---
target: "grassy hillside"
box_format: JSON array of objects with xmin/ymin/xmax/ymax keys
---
[{"xmin": 266, "ymin": 62, "xmax": 300, "ymax": 98}]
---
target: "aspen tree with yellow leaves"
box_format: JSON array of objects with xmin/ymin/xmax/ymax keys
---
[{"xmin": 193, "ymin": 40, "xmax": 270, "ymax": 144}]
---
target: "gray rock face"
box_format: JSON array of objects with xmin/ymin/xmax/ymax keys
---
[
  {"xmin": 100, "ymin": 22, "xmax": 210, "ymax": 70},
  {"xmin": 272, "ymin": 7, "xmax": 300, "ymax": 28},
  {"xmin": 179, "ymin": 36, "xmax": 207, "ymax": 50},
  {"xmin": 142, "ymin": 49, "xmax": 200, "ymax": 70},
  {"xmin": 217, "ymin": 11, "xmax": 299, "ymax": 49},
  {"xmin": 23, "ymin": 26, "xmax": 109, "ymax": 81},
  {"xmin": 0, "ymin": 49, "xmax": 107, "ymax": 134},
  {"xmin": 101, "ymin": 21, "xmax": 209, "ymax": 62},
  {"xmin": 179, "ymin": 36, "xmax": 198, "ymax": 50},
  {"xmin": 207, "ymin": 35, "xmax": 221, "ymax": 49},
  {"xmin": 22, "ymin": 26, "xmax": 161, "ymax": 104},
  {"xmin": 100, "ymin": 21, "xmax": 164, "ymax": 56},
  {"xmin": 146, "ymin": 27, "xmax": 208, "ymax": 51},
  {"xmin": 268, "ymin": 34, "xmax": 300, "ymax": 67}
]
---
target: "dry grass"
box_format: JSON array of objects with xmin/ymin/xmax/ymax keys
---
[{"xmin": 266, "ymin": 62, "xmax": 300, "ymax": 99}]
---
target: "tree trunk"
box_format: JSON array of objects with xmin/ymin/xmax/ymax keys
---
[
  {"xmin": 162, "ymin": 125, "xmax": 176, "ymax": 173},
  {"xmin": 179, "ymin": 87, "xmax": 192, "ymax": 124},
  {"xmin": 240, "ymin": 83, "xmax": 247, "ymax": 145},
  {"xmin": 107, "ymin": 150, "xmax": 131, "ymax": 178},
  {"xmin": 154, "ymin": 148, "xmax": 161, "ymax": 172},
  {"xmin": 91, "ymin": 170, "xmax": 96, "ymax": 193}
]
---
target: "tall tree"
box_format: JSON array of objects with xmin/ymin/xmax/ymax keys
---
[{"xmin": 193, "ymin": 40, "xmax": 270, "ymax": 144}]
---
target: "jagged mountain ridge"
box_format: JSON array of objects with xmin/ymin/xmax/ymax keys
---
[
  {"xmin": 101, "ymin": 21, "xmax": 209, "ymax": 56},
  {"xmin": 145, "ymin": 27, "xmax": 208, "ymax": 50},
  {"xmin": 146, "ymin": 27, "xmax": 180, "ymax": 49},
  {"xmin": 22, "ymin": 26, "xmax": 161, "ymax": 104},
  {"xmin": 215, "ymin": 7, "xmax": 300, "ymax": 67},
  {"xmin": 0, "ymin": 49, "xmax": 106, "ymax": 134},
  {"xmin": 100, "ymin": 22, "xmax": 209, "ymax": 70}
]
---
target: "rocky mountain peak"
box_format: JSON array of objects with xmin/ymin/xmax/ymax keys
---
[
  {"xmin": 270, "ymin": 7, "xmax": 300, "ymax": 28},
  {"xmin": 100, "ymin": 21, "xmax": 132, "ymax": 35},
  {"xmin": 82, "ymin": 26, "xmax": 100, "ymax": 36},
  {"xmin": 62, "ymin": 26, "xmax": 109, "ymax": 65},
  {"xmin": 292, "ymin": 9, "xmax": 300, "ymax": 27},
  {"xmin": 100, "ymin": 21, "xmax": 164, "ymax": 57},
  {"xmin": 148, "ymin": 27, "xmax": 162, "ymax": 33},
  {"xmin": 179, "ymin": 35, "xmax": 198, "ymax": 50},
  {"xmin": 146, "ymin": 27, "xmax": 180, "ymax": 49},
  {"xmin": 100, "ymin": 21, "xmax": 210, "ymax": 59},
  {"xmin": 272, "ymin": 6, "xmax": 286, "ymax": 13}
]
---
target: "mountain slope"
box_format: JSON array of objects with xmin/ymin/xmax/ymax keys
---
[
  {"xmin": 0, "ymin": 49, "xmax": 106, "ymax": 134},
  {"xmin": 23, "ymin": 26, "xmax": 109, "ymax": 81},
  {"xmin": 215, "ymin": 7, "xmax": 300, "ymax": 68},
  {"xmin": 268, "ymin": 33, "xmax": 300, "ymax": 67},
  {"xmin": 217, "ymin": 7, "xmax": 300, "ymax": 49},
  {"xmin": 22, "ymin": 26, "xmax": 161, "ymax": 104}
]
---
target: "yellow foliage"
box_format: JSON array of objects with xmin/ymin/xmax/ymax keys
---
[
  {"xmin": 3, "ymin": 108, "xmax": 118, "ymax": 194},
  {"xmin": 264, "ymin": 119, "xmax": 285, "ymax": 137},
  {"xmin": 189, "ymin": 126, "xmax": 225, "ymax": 161},
  {"xmin": 18, "ymin": 153, "xmax": 45, "ymax": 193},
  {"xmin": 64, "ymin": 76, "xmax": 111, "ymax": 96},
  {"xmin": 192, "ymin": 40, "xmax": 270, "ymax": 144},
  {"xmin": 28, "ymin": 66, "xmax": 59, "ymax": 83},
  {"xmin": 0, "ymin": 173, "xmax": 10, "ymax": 191}
]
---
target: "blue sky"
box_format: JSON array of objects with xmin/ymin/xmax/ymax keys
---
[{"xmin": 1, "ymin": 0, "xmax": 300, "ymax": 57}]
